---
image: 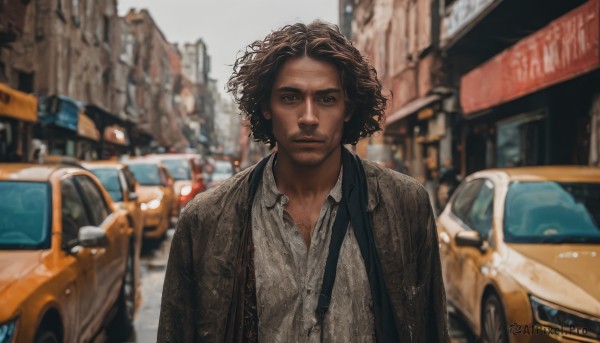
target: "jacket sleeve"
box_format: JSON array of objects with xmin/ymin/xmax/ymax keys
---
[
  {"xmin": 157, "ymin": 208, "xmax": 198, "ymax": 343},
  {"xmin": 419, "ymin": 190, "xmax": 451, "ymax": 343}
]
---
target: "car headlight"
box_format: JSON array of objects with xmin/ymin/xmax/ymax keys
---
[
  {"xmin": 145, "ymin": 198, "xmax": 162, "ymax": 210},
  {"xmin": 180, "ymin": 185, "xmax": 192, "ymax": 197},
  {"xmin": 140, "ymin": 203, "xmax": 148, "ymax": 211},
  {"xmin": 0, "ymin": 318, "xmax": 18, "ymax": 343},
  {"xmin": 530, "ymin": 295, "xmax": 600, "ymax": 339}
]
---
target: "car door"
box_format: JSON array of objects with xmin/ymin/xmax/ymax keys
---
[
  {"xmin": 74, "ymin": 175, "xmax": 129, "ymax": 325},
  {"xmin": 60, "ymin": 177, "xmax": 97, "ymax": 341},
  {"xmin": 460, "ymin": 178, "xmax": 495, "ymax": 324},
  {"xmin": 437, "ymin": 179, "xmax": 483, "ymax": 314}
]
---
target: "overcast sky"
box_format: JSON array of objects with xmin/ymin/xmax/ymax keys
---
[{"xmin": 118, "ymin": 1, "xmax": 339, "ymax": 97}]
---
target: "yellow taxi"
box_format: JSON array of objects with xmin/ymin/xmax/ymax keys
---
[
  {"xmin": 437, "ymin": 166, "xmax": 600, "ymax": 342},
  {"xmin": 0, "ymin": 163, "xmax": 137, "ymax": 343},
  {"xmin": 144, "ymin": 154, "xmax": 206, "ymax": 215},
  {"xmin": 82, "ymin": 161, "xmax": 144, "ymax": 309},
  {"xmin": 123, "ymin": 159, "xmax": 175, "ymax": 240}
]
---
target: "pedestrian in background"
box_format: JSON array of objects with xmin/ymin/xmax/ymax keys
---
[{"xmin": 158, "ymin": 21, "xmax": 449, "ymax": 342}]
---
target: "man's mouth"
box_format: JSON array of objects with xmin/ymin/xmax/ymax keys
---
[{"xmin": 293, "ymin": 136, "xmax": 324, "ymax": 143}]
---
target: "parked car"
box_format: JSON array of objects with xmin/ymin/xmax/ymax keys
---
[
  {"xmin": 0, "ymin": 163, "xmax": 137, "ymax": 343},
  {"xmin": 83, "ymin": 161, "xmax": 143, "ymax": 309},
  {"xmin": 437, "ymin": 166, "xmax": 600, "ymax": 343},
  {"xmin": 145, "ymin": 154, "xmax": 206, "ymax": 214},
  {"xmin": 124, "ymin": 159, "xmax": 175, "ymax": 240},
  {"xmin": 208, "ymin": 159, "xmax": 234, "ymax": 189}
]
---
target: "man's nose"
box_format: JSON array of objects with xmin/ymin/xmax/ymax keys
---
[{"xmin": 298, "ymin": 98, "xmax": 318, "ymax": 126}]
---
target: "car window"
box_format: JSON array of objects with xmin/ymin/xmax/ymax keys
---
[
  {"xmin": 159, "ymin": 167, "xmax": 170, "ymax": 186},
  {"xmin": 127, "ymin": 163, "xmax": 161, "ymax": 186},
  {"xmin": 122, "ymin": 167, "xmax": 137, "ymax": 193},
  {"xmin": 90, "ymin": 168, "xmax": 123, "ymax": 202},
  {"xmin": 161, "ymin": 159, "xmax": 191, "ymax": 180},
  {"xmin": 214, "ymin": 161, "xmax": 232, "ymax": 175},
  {"xmin": 451, "ymin": 179, "xmax": 484, "ymax": 223},
  {"xmin": 0, "ymin": 181, "xmax": 51, "ymax": 249},
  {"xmin": 468, "ymin": 179, "xmax": 494, "ymax": 237},
  {"xmin": 504, "ymin": 181, "xmax": 600, "ymax": 243},
  {"xmin": 75, "ymin": 175, "xmax": 110, "ymax": 226},
  {"xmin": 61, "ymin": 178, "xmax": 90, "ymax": 247}
]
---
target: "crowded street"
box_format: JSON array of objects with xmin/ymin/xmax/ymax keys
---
[{"xmin": 2, "ymin": 0, "xmax": 600, "ymax": 342}]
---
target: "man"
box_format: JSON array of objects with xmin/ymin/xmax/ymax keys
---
[{"xmin": 158, "ymin": 21, "xmax": 449, "ymax": 342}]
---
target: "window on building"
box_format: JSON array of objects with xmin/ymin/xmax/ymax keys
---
[
  {"xmin": 103, "ymin": 15, "xmax": 110, "ymax": 43},
  {"xmin": 35, "ymin": 0, "xmax": 49, "ymax": 40},
  {"xmin": 17, "ymin": 72, "xmax": 34, "ymax": 93},
  {"xmin": 56, "ymin": 0, "xmax": 65, "ymax": 21},
  {"xmin": 71, "ymin": 0, "xmax": 79, "ymax": 26},
  {"xmin": 496, "ymin": 112, "xmax": 546, "ymax": 168}
]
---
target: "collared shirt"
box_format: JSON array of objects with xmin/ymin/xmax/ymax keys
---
[{"xmin": 251, "ymin": 154, "xmax": 374, "ymax": 342}]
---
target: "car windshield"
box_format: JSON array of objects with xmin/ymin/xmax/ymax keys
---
[
  {"xmin": 90, "ymin": 168, "xmax": 123, "ymax": 202},
  {"xmin": 127, "ymin": 164, "xmax": 161, "ymax": 186},
  {"xmin": 161, "ymin": 159, "xmax": 191, "ymax": 180},
  {"xmin": 504, "ymin": 181, "xmax": 600, "ymax": 244},
  {"xmin": 214, "ymin": 161, "xmax": 232, "ymax": 175},
  {"xmin": 0, "ymin": 181, "xmax": 51, "ymax": 249}
]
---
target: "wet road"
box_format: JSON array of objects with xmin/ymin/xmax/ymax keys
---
[{"xmin": 98, "ymin": 228, "xmax": 473, "ymax": 343}]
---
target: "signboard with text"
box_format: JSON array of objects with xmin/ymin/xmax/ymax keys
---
[
  {"xmin": 441, "ymin": 0, "xmax": 501, "ymax": 46},
  {"xmin": 461, "ymin": 0, "xmax": 600, "ymax": 114}
]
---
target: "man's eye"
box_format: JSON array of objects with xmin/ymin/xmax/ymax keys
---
[
  {"xmin": 320, "ymin": 96, "xmax": 336, "ymax": 104},
  {"xmin": 281, "ymin": 95, "xmax": 299, "ymax": 103}
]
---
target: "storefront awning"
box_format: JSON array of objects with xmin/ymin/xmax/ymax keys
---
[
  {"xmin": 0, "ymin": 83, "xmax": 38, "ymax": 122},
  {"xmin": 461, "ymin": 0, "xmax": 600, "ymax": 114},
  {"xmin": 41, "ymin": 95, "xmax": 80, "ymax": 131},
  {"xmin": 77, "ymin": 112, "xmax": 100, "ymax": 141},
  {"xmin": 385, "ymin": 95, "xmax": 440, "ymax": 126}
]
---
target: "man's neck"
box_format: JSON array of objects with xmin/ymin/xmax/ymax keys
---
[{"xmin": 273, "ymin": 147, "xmax": 342, "ymax": 200}]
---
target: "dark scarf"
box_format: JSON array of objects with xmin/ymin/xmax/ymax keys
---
[{"xmin": 225, "ymin": 147, "xmax": 399, "ymax": 342}]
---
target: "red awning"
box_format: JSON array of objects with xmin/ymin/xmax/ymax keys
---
[{"xmin": 460, "ymin": 0, "xmax": 600, "ymax": 114}]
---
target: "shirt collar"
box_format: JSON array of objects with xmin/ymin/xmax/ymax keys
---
[{"xmin": 261, "ymin": 153, "xmax": 343, "ymax": 208}]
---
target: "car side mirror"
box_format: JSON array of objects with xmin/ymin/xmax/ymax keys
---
[
  {"xmin": 129, "ymin": 191, "xmax": 138, "ymax": 201},
  {"xmin": 455, "ymin": 230, "xmax": 483, "ymax": 248},
  {"xmin": 78, "ymin": 226, "xmax": 108, "ymax": 248}
]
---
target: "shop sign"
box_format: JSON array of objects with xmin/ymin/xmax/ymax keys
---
[
  {"xmin": 0, "ymin": 83, "xmax": 38, "ymax": 122},
  {"xmin": 42, "ymin": 96, "xmax": 80, "ymax": 131},
  {"xmin": 461, "ymin": 0, "xmax": 600, "ymax": 114},
  {"xmin": 442, "ymin": 0, "xmax": 501, "ymax": 45},
  {"xmin": 77, "ymin": 113, "xmax": 100, "ymax": 141},
  {"xmin": 104, "ymin": 125, "xmax": 129, "ymax": 146}
]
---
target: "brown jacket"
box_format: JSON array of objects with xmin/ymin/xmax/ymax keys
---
[{"xmin": 157, "ymin": 158, "xmax": 450, "ymax": 342}]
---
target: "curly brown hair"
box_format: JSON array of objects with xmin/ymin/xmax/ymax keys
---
[{"xmin": 226, "ymin": 21, "xmax": 387, "ymax": 146}]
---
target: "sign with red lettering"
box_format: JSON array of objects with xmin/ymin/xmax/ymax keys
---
[{"xmin": 461, "ymin": 0, "xmax": 600, "ymax": 114}]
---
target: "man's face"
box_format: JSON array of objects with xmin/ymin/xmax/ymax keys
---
[{"xmin": 265, "ymin": 56, "xmax": 350, "ymax": 167}]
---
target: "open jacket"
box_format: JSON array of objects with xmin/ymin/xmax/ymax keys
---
[{"xmin": 157, "ymin": 156, "xmax": 450, "ymax": 342}]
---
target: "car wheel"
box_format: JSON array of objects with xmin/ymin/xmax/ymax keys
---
[
  {"xmin": 106, "ymin": 248, "xmax": 135, "ymax": 342},
  {"xmin": 481, "ymin": 294, "xmax": 508, "ymax": 343},
  {"xmin": 34, "ymin": 330, "xmax": 59, "ymax": 343}
]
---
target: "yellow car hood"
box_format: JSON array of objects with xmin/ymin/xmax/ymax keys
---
[
  {"xmin": 137, "ymin": 185, "xmax": 164, "ymax": 203},
  {"xmin": 506, "ymin": 243, "xmax": 600, "ymax": 316},
  {"xmin": 0, "ymin": 251, "xmax": 44, "ymax": 317}
]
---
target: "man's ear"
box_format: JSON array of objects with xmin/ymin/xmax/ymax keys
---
[
  {"xmin": 262, "ymin": 102, "xmax": 272, "ymax": 120},
  {"xmin": 344, "ymin": 110, "xmax": 352, "ymax": 123}
]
